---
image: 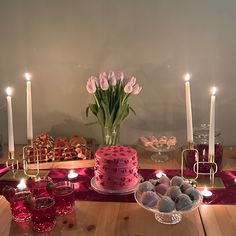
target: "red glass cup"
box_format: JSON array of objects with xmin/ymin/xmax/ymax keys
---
[
  {"xmin": 53, "ymin": 181, "xmax": 75, "ymax": 216},
  {"xmin": 10, "ymin": 191, "xmax": 32, "ymax": 222},
  {"xmin": 31, "ymin": 177, "xmax": 53, "ymax": 198},
  {"xmin": 31, "ymin": 197, "xmax": 56, "ymax": 233}
]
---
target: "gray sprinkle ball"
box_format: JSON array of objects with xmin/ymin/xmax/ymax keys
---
[
  {"xmin": 176, "ymin": 194, "xmax": 193, "ymax": 211},
  {"xmin": 141, "ymin": 191, "xmax": 159, "ymax": 208},
  {"xmin": 166, "ymin": 186, "xmax": 182, "ymax": 201},
  {"xmin": 159, "ymin": 176, "xmax": 170, "ymax": 186},
  {"xmin": 158, "ymin": 196, "xmax": 175, "ymax": 213},
  {"xmin": 138, "ymin": 181, "xmax": 154, "ymax": 193},
  {"xmin": 170, "ymin": 176, "xmax": 184, "ymax": 187},
  {"xmin": 185, "ymin": 188, "xmax": 200, "ymax": 201}
]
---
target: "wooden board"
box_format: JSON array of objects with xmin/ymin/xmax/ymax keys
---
[{"xmin": 27, "ymin": 159, "xmax": 94, "ymax": 170}]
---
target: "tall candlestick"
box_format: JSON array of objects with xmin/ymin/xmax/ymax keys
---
[
  {"xmin": 184, "ymin": 73, "xmax": 193, "ymax": 143},
  {"xmin": 209, "ymin": 87, "xmax": 217, "ymax": 157},
  {"xmin": 25, "ymin": 73, "xmax": 33, "ymax": 141},
  {"xmin": 6, "ymin": 87, "xmax": 14, "ymax": 153}
]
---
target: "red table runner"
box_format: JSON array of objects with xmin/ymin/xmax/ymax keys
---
[{"xmin": 0, "ymin": 165, "xmax": 236, "ymax": 205}]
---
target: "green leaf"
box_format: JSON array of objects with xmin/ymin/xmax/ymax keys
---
[
  {"xmin": 86, "ymin": 106, "xmax": 90, "ymax": 117},
  {"xmin": 97, "ymin": 107, "xmax": 105, "ymax": 125},
  {"xmin": 129, "ymin": 106, "xmax": 136, "ymax": 115},
  {"xmin": 89, "ymin": 104, "xmax": 98, "ymax": 116}
]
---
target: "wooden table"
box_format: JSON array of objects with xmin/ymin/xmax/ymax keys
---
[{"xmin": 0, "ymin": 145, "xmax": 236, "ymax": 236}]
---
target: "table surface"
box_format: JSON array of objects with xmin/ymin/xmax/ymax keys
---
[{"xmin": 0, "ymin": 145, "xmax": 236, "ymax": 236}]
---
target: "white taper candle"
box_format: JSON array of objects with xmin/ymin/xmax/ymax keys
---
[
  {"xmin": 209, "ymin": 87, "xmax": 217, "ymax": 156},
  {"xmin": 6, "ymin": 87, "xmax": 14, "ymax": 152},
  {"xmin": 184, "ymin": 73, "xmax": 193, "ymax": 143},
  {"xmin": 25, "ymin": 73, "xmax": 33, "ymax": 140}
]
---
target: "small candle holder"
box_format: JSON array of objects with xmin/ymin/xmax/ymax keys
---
[
  {"xmin": 6, "ymin": 151, "xmax": 19, "ymax": 177},
  {"xmin": 201, "ymin": 187, "xmax": 213, "ymax": 198}
]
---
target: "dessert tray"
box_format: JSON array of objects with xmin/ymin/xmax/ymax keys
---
[
  {"xmin": 138, "ymin": 135, "xmax": 181, "ymax": 162},
  {"xmin": 90, "ymin": 175, "xmax": 142, "ymax": 196},
  {"xmin": 134, "ymin": 187, "xmax": 202, "ymax": 224},
  {"xmin": 24, "ymin": 134, "xmax": 96, "ymax": 170}
]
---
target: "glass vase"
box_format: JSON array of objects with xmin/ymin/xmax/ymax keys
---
[{"xmin": 101, "ymin": 126, "xmax": 120, "ymax": 146}]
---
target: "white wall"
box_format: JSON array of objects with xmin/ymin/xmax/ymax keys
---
[{"xmin": 0, "ymin": 0, "xmax": 235, "ymax": 145}]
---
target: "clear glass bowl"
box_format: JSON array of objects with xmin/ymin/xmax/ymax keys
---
[
  {"xmin": 138, "ymin": 139, "xmax": 181, "ymax": 163},
  {"xmin": 134, "ymin": 189, "xmax": 203, "ymax": 224}
]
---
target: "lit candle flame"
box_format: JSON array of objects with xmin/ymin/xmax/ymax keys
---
[
  {"xmin": 17, "ymin": 178, "xmax": 27, "ymax": 191},
  {"xmin": 211, "ymin": 87, "xmax": 217, "ymax": 96},
  {"xmin": 201, "ymin": 186, "xmax": 212, "ymax": 197},
  {"xmin": 184, "ymin": 73, "xmax": 191, "ymax": 82},
  {"xmin": 156, "ymin": 171, "xmax": 166, "ymax": 178},
  {"xmin": 24, "ymin": 73, "xmax": 31, "ymax": 81},
  {"xmin": 6, "ymin": 87, "xmax": 12, "ymax": 96},
  {"xmin": 68, "ymin": 170, "xmax": 78, "ymax": 179}
]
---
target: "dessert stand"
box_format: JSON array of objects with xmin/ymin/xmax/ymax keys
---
[
  {"xmin": 134, "ymin": 188, "xmax": 203, "ymax": 225},
  {"xmin": 90, "ymin": 174, "xmax": 143, "ymax": 195},
  {"xmin": 139, "ymin": 143, "xmax": 181, "ymax": 163}
]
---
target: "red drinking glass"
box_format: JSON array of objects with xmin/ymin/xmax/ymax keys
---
[
  {"xmin": 31, "ymin": 177, "xmax": 53, "ymax": 198},
  {"xmin": 10, "ymin": 191, "xmax": 32, "ymax": 222},
  {"xmin": 31, "ymin": 197, "xmax": 56, "ymax": 233},
  {"xmin": 53, "ymin": 181, "xmax": 75, "ymax": 216}
]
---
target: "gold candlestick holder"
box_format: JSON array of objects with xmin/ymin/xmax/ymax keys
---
[
  {"xmin": 5, "ymin": 151, "xmax": 19, "ymax": 177},
  {"xmin": 22, "ymin": 144, "xmax": 40, "ymax": 178},
  {"xmin": 181, "ymin": 144, "xmax": 224, "ymax": 188}
]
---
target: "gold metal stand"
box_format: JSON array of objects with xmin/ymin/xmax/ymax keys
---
[{"xmin": 181, "ymin": 144, "xmax": 225, "ymax": 189}]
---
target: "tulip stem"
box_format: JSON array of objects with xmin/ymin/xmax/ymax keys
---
[{"xmin": 93, "ymin": 94, "xmax": 100, "ymax": 108}]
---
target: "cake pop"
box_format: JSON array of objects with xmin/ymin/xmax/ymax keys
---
[
  {"xmin": 180, "ymin": 181, "xmax": 192, "ymax": 193},
  {"xmin": 159, "ymin": 175, "xmax": 170, "ymax": 186},
  {"xmin": 141, "ymin": 191, "xmax": 159, "ymax": 208},
  {"xmin": 185, "ymin": 188, "xmax": 201, "ymax": 201},
  {"xmin": 157, "ymin": 196, "xmax": 175, "ymax": 213},
  {"xmin": 176, "ymin": 194, "xmax": 193, "ymax": 211},
  {"xmin": 166, "ymin": 186, "xmax": 182, "ymax": 201},
  {"xmin": 138, "ymin": 181, "xmax": 154, "ymax": 193},
  {"xmin": 155, "ymin": 184, "xmax": 169, "ymax": 196},
  {"xmin": 170, "ymin": 176, "xmax": 183, "ymax": 187}
]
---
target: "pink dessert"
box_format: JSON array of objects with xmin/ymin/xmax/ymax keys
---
[{"xmin": 94, "ymin": 146, "xmax": 139, "ymax": 191}]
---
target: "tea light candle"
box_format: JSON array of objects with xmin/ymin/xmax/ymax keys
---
[
  {"xmin": 17, "ymin": 179, "xmax": 27, "ymax": 191},
  {"xmin": 68, "ymin": 170, "xmax": 78, "ymax": 180},
  {"xmin": 234, "ymin": 179, "xmax": 236, "ymax": 183},
  {"xmin": 156, "ymin": 172, "xmax": 166, "ymax": 178},
  {"xmin": 201, "ymin": 187, "xmax": 212, "ymax": 197}
]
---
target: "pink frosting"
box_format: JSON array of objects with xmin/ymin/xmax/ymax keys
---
[{"xmin": 94, "ymin": 146, "xmax": 139, "ymax": 190}]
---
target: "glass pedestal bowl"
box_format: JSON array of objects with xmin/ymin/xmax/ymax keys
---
[
  {"xmin": 134, "ymin": 189, "xmax": 203, "ymax": 225},
  {"xmin": 138, "ymin": 142, "xmax": 181, "ymax": 163}
]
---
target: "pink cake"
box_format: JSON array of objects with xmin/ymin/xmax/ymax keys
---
[{"xmin": 94, "ymin": 146, "xmax": 139, "ymax": 191}]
